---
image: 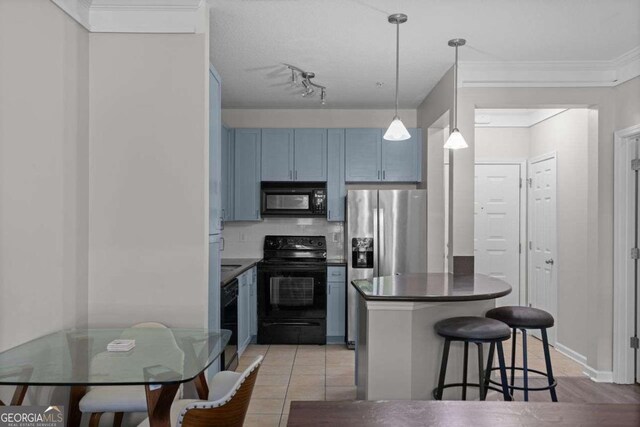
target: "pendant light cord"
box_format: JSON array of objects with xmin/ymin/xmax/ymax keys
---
[
  {"xmin": 453, "ymin": 44, "xmax": 458, "ymax": 129},
  {"xmin": 395, "ymin": 21, "xmax": 400, "ymax": 117}
]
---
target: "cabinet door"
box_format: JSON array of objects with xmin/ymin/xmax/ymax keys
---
[
  {"xmin": 261, "ymin": 129, "xmax": 294, "ymax": 181},
  {"xmin": 221, "ymin": 126, "xmax": 234, "ymax": 221},
  {"xmin": 233, "ymin": 129, "xmax": 261, "ymax": 221},
  {"xmin": 327, "ymin": 129, "xmax": 346, "ymax": 222},
  {"xmin": 327, "ymin": 281, "xmax": 346, "ymax": 338},
  {"xmin": 294, "ymin": 129, "xmax": 327, "ymax": 182},
  {"xmin": 208, "ymin": 235, "xmax": 222, "ymax": 378},
  {"xmin": 238, "ymin": 272, "xmax": 250, "ymax": 355},
  {"xmin": 249, "ymin": 267, "xmax": 257, "ymax": 338},
  {"xmin": 209, "ymin": 68, "xmax": 222, "ymax": 234},
  {"xmin": 381, "ymin": 128, "xmax": 421, "ymax": 182},
  {"xmin": 345, "ymin": 129, "xmax": 382, "ymax": 182}
]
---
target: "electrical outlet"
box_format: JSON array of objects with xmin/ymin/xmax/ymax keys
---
[{"xmin": 333, "ymin": 232, "xmax": 340, "ymax": 243}]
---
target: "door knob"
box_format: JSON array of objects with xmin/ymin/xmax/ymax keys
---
[{"xmin": 545, "ymin": 259, "xmax": 554, "ymax": 265}]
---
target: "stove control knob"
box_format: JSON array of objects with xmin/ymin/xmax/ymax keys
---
[{"xmin": 318, "ymin": 241, "xmax": 323, "ymax": 247}]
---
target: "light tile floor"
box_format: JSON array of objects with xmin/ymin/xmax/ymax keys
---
[{"xmin": 236, "ymin": 336, "xmax": 584, "ymax": 427}]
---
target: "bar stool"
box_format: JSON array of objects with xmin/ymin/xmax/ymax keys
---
[
  {"xmin": 432, "ymin": 316, "xmax": 512, "ymax": 401},
  {"xmin": 485, "ymin": 306, "xmax": 558, "ymax": 402}
]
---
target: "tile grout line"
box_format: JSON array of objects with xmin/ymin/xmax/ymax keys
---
[{"xmin": 279, "ymin": 344, "xmax": 297, "ymax": 425}]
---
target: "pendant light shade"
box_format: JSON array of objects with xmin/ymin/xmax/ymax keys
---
[
  {"xmin": 444, "ymin": 38, "xmax": 468, "ymax": 150},
  {"xmin": 384, "ymin": 116, "xmax": 411, "ymax": 141},
  {"xmin": 384, "ymin": 13, "xmax": 410, "ymax": 142},
  {"xmin": 444, "ymin": 128, "xmax": 467, "ymax": 149}
]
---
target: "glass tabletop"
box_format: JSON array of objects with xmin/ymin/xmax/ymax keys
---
[{"xmin": 0, "ymin": 328, "xmax": 231, "ymax": 386}]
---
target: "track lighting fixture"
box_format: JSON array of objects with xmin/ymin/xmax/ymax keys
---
[{"xmin": 285, "ymin": 64, "xmax": 327, "ymax": 105}]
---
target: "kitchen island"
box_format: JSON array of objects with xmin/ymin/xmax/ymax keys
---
[{"xmin": 352, "ymin": 273, "xmax": 511, "ymax": 401}]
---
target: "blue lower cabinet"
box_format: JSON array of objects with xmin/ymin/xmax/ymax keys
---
[
  {"xmin": 249, "ymin": 267, "xmax": 257, "ymax": 340},
  {"xmin": 327, "ymin": 129, "xmax": 345, "ymax": 221},
  {"xmin": 208, "ymin": 234, "xmax": 222, "ymax": 378},
  {"xmin": 327, "ymin": 266, "xmax": 346, "ymax": 342},
  {"xmin": 233, "ymin": 129, "xmax": 261, "ymax": 221}
]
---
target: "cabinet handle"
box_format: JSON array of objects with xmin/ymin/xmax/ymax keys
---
[
  {"xmin": 328, "ymin": 210, "xmax": 331, "ymax": 220},
  {"xmin": 377, "ymin": 170, "xmax": 380, "ymax": 180},
  {"xmin": 383, "ymin": 170, "xmax": 386, "ymax": 180},
  {"xmin": 294, "ymin": 170, "xmax": 298, "ymax": 181},
  {"xmin": 220, "ymin": 217, "xmax": 224, "ymax": 230},
  {"xmin": 256, "ymin": 209, "xmax": 259, "ymax": 219},
  {"xmin": 289, "ymin": 170, "xmax": 292, "ymax": 180},
  {"xmin": 328, "ymin": 286, "xmax": 331, "ymax": 295}
]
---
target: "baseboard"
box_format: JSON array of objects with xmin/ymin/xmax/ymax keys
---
[
  {"xmin": 584, "ymin": 365, "xmax": 614, "ymax": 383},
  {"xmin": 554, "ymin": 342, "xmax": 587, "ymax": 366}
]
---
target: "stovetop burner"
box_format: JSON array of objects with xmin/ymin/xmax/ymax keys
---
[{"xmin": 263, "ymin": 235, "xmax": 327, "ymax": 264}]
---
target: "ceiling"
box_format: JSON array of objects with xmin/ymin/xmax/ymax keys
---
[
  {"xmin": 209, "ymin": 0, "xmax": 640, "ymax": 109},
  {"xmin": 475, "ymin": 109, "xmax": 568, "ymax": 128}
]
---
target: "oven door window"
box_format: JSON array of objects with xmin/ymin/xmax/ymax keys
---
[
  {"xmin": 270, "ymin": 277, "xmax": 314, "ymax": 306},
  {"xmin": 266, "ymin": 194, "xmax": 310, "ymax": 210}
]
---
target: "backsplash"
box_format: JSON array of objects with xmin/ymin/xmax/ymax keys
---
[{"xmin": 222, "ymin": 218, "xmax": 344, "ymax": 259}]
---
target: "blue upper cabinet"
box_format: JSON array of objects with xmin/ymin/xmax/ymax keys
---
[
  {"xmin": 261, "ymin": 129, "xmax": 294, "ymax": 181},
  {"xmin": 327, "ymin": 129, "xmax": 345, "ymax": 222},
  {"xmin": 221, "ymin": 126, "xmax": 234, "ymax": 221},
  {"xmin": 233, "ymin": 129, "xmax": 261, "ymax": 221},
  {"xmin": 381, "ymin": 128, "xmax": 422, "ymax": 182},
  {"xmin": 294, "ymin": 129, "xmax": 327, "ymax": 182},
  {"xmin": 345, "ymin": 129, "xmax": 382, "ymax": 182},
  {"xmin": 209, "ymin": 67, "xmax": 222, "ymax": 234}
]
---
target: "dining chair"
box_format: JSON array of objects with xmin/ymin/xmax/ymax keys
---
[
  {"xmin": 80, "ymin": 322, "xmax": 182, "ymax": 427},
  {"xmin": 137, "ymin": 355, "xmax": 263, "ymax": 427}
]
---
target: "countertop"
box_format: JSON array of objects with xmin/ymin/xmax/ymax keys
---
[
  {"xmin": 352, "ymin": 273, "xmax": 511, "ymax": 302},
  {"xmin": 326, "ymin": 258, "xmax": 347, "ymax": 266},
  {"xmin": 221, "ymin": 258, "xmax": 261, "ymax": 287}
]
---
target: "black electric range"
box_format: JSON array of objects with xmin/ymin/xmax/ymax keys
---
[{"xmin": 257, "ymin": 235, "xmax": 327, "ymax": 344}]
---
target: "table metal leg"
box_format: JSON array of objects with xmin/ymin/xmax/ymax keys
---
[{"xmin": 144, "ymin": 383, "xmax": 181, "ymax": 427}]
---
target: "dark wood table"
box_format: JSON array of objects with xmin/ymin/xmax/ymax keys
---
[{"xmin": 288, "ymin": 401, "xmax": 640, "ymax": 426}]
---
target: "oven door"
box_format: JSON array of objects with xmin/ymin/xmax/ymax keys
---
[{"xmin": 258, "ymin": 263, "xmax": 327, "ymax": 319}]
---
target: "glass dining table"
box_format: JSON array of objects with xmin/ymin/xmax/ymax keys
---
[{"xmin": 0, "ymin": 328, "xmax": 231, "ymax": 427}]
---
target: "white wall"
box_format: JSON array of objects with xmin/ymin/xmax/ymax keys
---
[
  {"xmin": 0, "ymin": 0, "xmax": 90, "ymax": 405},
  {"xmin": 475, "ymin": 127, "xmax": 530, "ymax": 160},
  {"xmin": 614, "ymin": 76, "xmax": 640, "ymax": 130},
  {"xmin": 88, "ymin": 33, "xmax": 210, "ymax": 328}
]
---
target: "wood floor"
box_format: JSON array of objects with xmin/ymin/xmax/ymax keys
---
[{"xmin": 236, "ymin": 337, "xmax": 640, "ymax": 427}]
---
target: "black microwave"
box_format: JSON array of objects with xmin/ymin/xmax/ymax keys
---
[{"xmin": 261, "ymin": 182, "xmax": 327, "ymax": 217}]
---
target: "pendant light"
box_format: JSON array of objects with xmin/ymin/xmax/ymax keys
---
[
  {"xmin": 444, "ymin": 38, "xmax": 468, "ymax": 150},
  {"xmin": 383, "ymin": 13, "xmax": 411, "ymax": 141}
]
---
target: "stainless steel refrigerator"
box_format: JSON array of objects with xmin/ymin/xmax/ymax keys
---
[{"xmin": 346, "ymin": 189, "xmax": 427, "ymax": 347}]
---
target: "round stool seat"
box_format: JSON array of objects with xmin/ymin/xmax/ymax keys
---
[
  {"xmin": 434, "ymin": 316, "xmax": 511, "ymax": 341},
  {"xmin": 486, "ymin": 306, "xmax": 554, "ymax": 329}
]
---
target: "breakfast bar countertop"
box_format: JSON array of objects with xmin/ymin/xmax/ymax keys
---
[{"xmin": 352, "ymin": 273, "xmax": 512, "ymax": 302}]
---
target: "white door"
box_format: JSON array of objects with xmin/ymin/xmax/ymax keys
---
[
  {"xmin": 474, "ymin": 164, "xmax": 521, "ymax": 307},
  {"xmin": 528, "ymin": 155, "xmax": 558, "ymax": 345}
]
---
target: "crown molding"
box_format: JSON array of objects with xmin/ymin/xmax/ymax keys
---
[
  {"xmin": 459, "ymin": 46, "xmax": 640, "ymax": 88},
  {"xmin": 50, "ymin": 0, "xmax": 206, "ymax": 33}
]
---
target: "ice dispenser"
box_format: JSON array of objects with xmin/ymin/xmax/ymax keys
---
[{"xmin": 352, "ymin": 238, "xmax": 374, "ymax": 268}]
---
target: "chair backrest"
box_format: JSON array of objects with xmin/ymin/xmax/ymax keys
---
[{"xmin": 178, "ymin": 356, "xmax": 263, "ymax": 427}]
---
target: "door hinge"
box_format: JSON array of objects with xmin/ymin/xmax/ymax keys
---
[
  {"xmin": 527, "ymin": 178, "xmax": 533, "ymax": 188},
  {"xmin": 632, "ymin": 158, "xmax": 640, "ymax": 171},
  {"xmin": 519, "ymin": 178, "xmax": 523, "ymax": 188},
  {"xmin": 519, "ymin": 243, "xmax": 522, "ymax": 254},
  {"xmin": 631, "ymin": 247, "xmax": 640, "ymax": 260},
  {"xmin": 529, "ymin": 241, "xmax": 533, "ymax": 250},
  {"xmin": 631, "ymin": 336, "xmax": 640, "ymax": 349}
]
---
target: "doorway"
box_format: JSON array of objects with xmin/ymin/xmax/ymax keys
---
[{"xmin": 613, "ymin": 124, "xmax": 640, "ymax": 384}]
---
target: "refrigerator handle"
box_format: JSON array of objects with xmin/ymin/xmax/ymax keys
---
[
  {"xmin": 378, "ymin": 208, "xmax": 384, "ymax": 277},
  {"xmin": 373, "ymin": 208, "xmax": 378, "ymax": 277}
]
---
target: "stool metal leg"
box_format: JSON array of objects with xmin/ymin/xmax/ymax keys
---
[
  {"xmin": 510, "ymin": 328, "xmax": 517, "ymax": 388},
  {"xmin": 476, "ymin": 343, "xmax": 485, "ymax": 401},
  {"xmin": 522, "ymin": 328, "xmax": 529, "ymax": 401},
  {"xmin": 483, "ymin": 342, "xmax": 495, "ymax": 400},
  {"xmin": 436, "ymin": 339, "xmax": 451, "ymax": 400},
  {"xmin": 541, "ymin": 328, "xmax": 558, "ymax": 402},
  {"xmin": 496, "ymin": 341, "xmax": 512, "ymax": 401},
  {"xmin": 462, "ymin": 341, "xmax": 469, "ymax": 400}
]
